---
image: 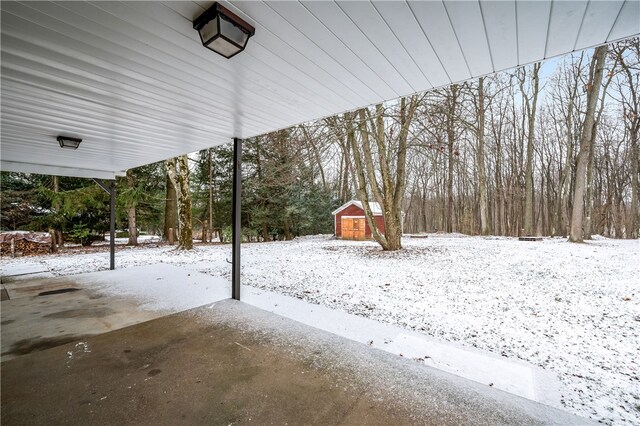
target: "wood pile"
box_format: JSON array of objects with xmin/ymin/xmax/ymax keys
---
[{"xmin": 0, "ymin": 231, "xmax": 52, "ymax": 257}]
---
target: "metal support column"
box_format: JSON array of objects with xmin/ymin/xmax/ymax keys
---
[
  {"xmin": 93, "ymin": 178, "xmax": 116, "ymax": 270},
  {"xmin": 109, "ymin": 180, "xmax": 116, "ymax": 270},
  {"xmin": 232, "ymin": 138, "xmax": 242, "ymax": 300}
]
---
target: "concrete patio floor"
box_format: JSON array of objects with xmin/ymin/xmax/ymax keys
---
[
  {"xmin": 0, "ymin": 265, "xmax": 594, "ymax": 424},
  {"xmin": 1, "ymin": 300, "xmax": 590, "ymax": 425},
  {"xmin": 1, "ymin": 274, "xmax": 165, "ymax": 362},
  {"xmin": 1, "ymin": 264, "xmax": 563, "ymax": 406}
]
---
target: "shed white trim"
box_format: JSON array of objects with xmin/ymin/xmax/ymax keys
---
[{"xmin": 332, "ymin": 200, "xmax": 383, "ymax": 216}]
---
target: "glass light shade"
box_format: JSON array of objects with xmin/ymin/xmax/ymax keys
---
[
  {"xmin": 219, "ymin": 16, "xmax": 249, "ymax": 47},
  {"xmin": 206, "ymin": 36, "xmax": 242, "ymax": 58},
  {"xmin": 198, "ymin": 18, "xmax": 218, "ymax": 45}
]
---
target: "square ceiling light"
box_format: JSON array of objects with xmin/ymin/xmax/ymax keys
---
[
  {"xmin": 57, "ymin": 136, "xmax": 82, "ymax": 150},
  {"xmin": 193, "ymin": 3, "xmax": 255, "ymax": 59}
]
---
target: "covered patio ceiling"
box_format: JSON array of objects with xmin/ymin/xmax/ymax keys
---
[{"xmin": 1, "ymin": 1, "xmax": 639, "ymax": 180}]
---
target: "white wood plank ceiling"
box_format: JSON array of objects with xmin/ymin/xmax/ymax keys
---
[{"xmin": 1, "ymin": 1, "xmax": 639, "ymax": 179}]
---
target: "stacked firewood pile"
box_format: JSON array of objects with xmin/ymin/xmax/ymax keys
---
[{"xmin": 0, "ymin": 231, "xmax": 52, "ymax": 257}]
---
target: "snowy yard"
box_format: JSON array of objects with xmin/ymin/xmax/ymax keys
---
[{"xmin": 2, "ymin": 234, "xmax": 639, "ymax": 424}]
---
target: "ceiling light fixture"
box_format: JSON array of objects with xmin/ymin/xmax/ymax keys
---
[
  {"xmin": 193, "ymin": 2, "xmax": 255, "ymax": 59},
  {"xmin": 57, "ymin": 136, "xmax": 82, "ymax": 150}
]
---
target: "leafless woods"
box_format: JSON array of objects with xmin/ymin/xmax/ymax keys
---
[{"xmin": 306, "ymin": 40, "xmax": 639, "ymax": 243}]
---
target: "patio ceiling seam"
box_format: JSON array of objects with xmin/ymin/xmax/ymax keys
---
[
  {"xmin": 477, "ymin": 0, "xmax": 496, "ymax": 74},
  {"xmin": 442, "ymin": 1, "xmax": 477, "ymax": 78}
]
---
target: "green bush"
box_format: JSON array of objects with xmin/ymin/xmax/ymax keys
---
[{"xmin": 68, "ymin": 224, "xmax": 103, "ymax": 246}]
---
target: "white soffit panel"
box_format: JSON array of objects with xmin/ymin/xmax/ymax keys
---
[
  {"xmin": 408, "ymin": 0, "xmax": 471, "ymax": 83},
  {"xmin": 337, "ymin": 1, "xmax": 432, "ymax": 92},
  {"xmin": 302, "ymin": 1, "xmax": 414, "ymax": 96},
  {"xmin": 517, "ymin": 1, "xmax": 552, "ymax": 65},
  {"xmin": 444, "ymin": 0, "xmax": 494, "ymax": 76},
  {"xmin": 266, "ymin": 1, "xmax": 397, "ymax": 101},
  {"xmin": 1, "ymin": 0, "xmax": 639, "ymax": 179},
  {"xmin": 576, "ymin": 1, "xmax": 625, "ymax": 48},
  {"xmin": 608, "ymin": 0, "xmax": 639, "ymax": 41},
  {"xmin": 480, "ymin": 1, "xmax": 517, "ymax": 72},
  {"xmin": 371, "ymin": 1, "xmax": 449, "ymax": 88},
  {"xmin": 545, "ymin": 1, "xmax": 590, "ymax": 58}
]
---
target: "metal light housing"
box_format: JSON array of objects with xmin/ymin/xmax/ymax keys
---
[
  {"xmin": 193, "ymin": 3, "xmax": 255, "ymax": 59},
  {"xmin": 57, "ymin": 136, "xmax": 82, "ymax": 150}
]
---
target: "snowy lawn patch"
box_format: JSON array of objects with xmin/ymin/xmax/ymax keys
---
[{"xmin": 1, "ymin": 234, "xmax": 638, "ymax": 424}]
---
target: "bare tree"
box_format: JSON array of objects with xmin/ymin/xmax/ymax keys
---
[
  {"xmin": 570, "ymin": 45, "xmax": 609, "ymax": 242},
  {"xmin": 518, "ymin": 63, "xmax": 542, "ymax": 236},
  {"xmin": 553, "ymin": 54, "xmax": 583, "ymax": 236},
  {"xmin": 349, "ymin": 96, "xmax": 420, "ymax": 250},
  {"xmin": 445, "ymin": 85, "xmax": 460, "ymax": 233},
  {"xmin": 584, "ymin": 59, "xmax": 615, "ymax": 238},
  {"xmin": 612, "ymin": 40, "xmax": 640, "ymax": 238},
  {"xmin": 325, "ymin": 115, "xmax": 354, "ymax": 203},
  {"xmin": 475, "ymin": 77, "xmax": 490, "ymax": 235}
]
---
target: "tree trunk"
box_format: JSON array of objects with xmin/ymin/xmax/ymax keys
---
[
  {"xmin": 49, "ymin": 228, "xmax": 57, "ymax": 254},
  {"xmin": 164, "ymin": 165, "xmax": 178, "ymax": 243},
  {"xmin": 126, "ymin": 169, "xmax": 138, "ymax": 246},
  {"xmin": 202, "ymin": 220, "xmax": 208, "ymax": 243},
  {"xmin": 51, "ymin": 176, "xmax": 59, "ymax": 252},
  {"xmin": 560, "ymin": 120, "xmax": 574, "ymax": 237},
  {"xmin": 630, "ymin": 123, "xmax": 639, "ymax": 239},
  {"xmin": 570, "ymin": 45, "xmax": 608, "ymax": 242},
  {"xmin": 283, "ymin": 216, "xmax": 292, "ymax": 241},
  {"xmin": 520, "ymin": 63, "xmax": 541, "ymax": 236},
  {"xmin": 177, "ymin": 155, "xmax": 193, "ymax": 249},
  {"xmin": 253, "ymin": 138, "xmax": 271, "ymax": 242},
  {"xmin": 127, "ymin": 205, "xmax": 137, "ymax": 245},
  {"xmin": 350, "ymin": 111, "xmax": 389, "ymax": 248},
  {"xmin": 586, "ymin": 60, "xmax": 615, "ymax": 239},
  {"xmin": 446, "ymin": 85, "xmax": 459, "ymax": 233},
  {"xmin": 492, "ymin": 112, "xmax": 505, "ymax": 235},
  {"xmin": 584, "ymin": 144, "xmax": 595, "ymax": 239},
  {"xmin": 559, "ymin": 59, "xmax": 581, "ymax": 237},
  {"xmin": 476, "ymin": 77, "xmax": 490, "ymax": 235},
  {"xmin": 615, "ymin": 41, "xmax": 640, "ymax": 239},
  {"xmin": 167, "ymin": 156, "xmax": 193, "ymax": 249},
  {"xmin": 302, "ymin": 125, "xmax": 327, "ymax": 191},
  {"xmin": 341, "ymin": 140, "xmax": 351, "ymax": 203},
  {"xmin": 208, "ymin": 148, "xmax": 213, "ymax": 243}
]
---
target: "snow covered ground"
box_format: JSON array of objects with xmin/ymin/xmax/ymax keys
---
[{"xmin": 1, "ymin": 234, "xmax": 638, "ymax": 424}]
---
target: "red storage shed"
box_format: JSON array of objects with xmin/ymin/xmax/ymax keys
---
[{"xmin": 332, "ymin": 200, "xmax": 386, "ymax": 241}]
